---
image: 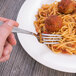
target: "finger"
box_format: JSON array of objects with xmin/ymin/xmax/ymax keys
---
[
  {"xmin": 0, "ymin": 17, "xmax": 19, "ymax": 27},
  {"xmin": 0, "ymin": 55, "xmax": 10, "ymax": 62},
  {"xmin": 2, "ymin": 41, "xmax": 12, "ymax": 56},
  {"xmin": 0, "ymin": 20, "xmax": 18, "ymax": 43},
  {"xmin": 7, "ymin": 33, "xmax": 16, "ymax": 45},
  {"xmin": 0, "ymin": 17, "xmax": 9, "ymax": 22}
]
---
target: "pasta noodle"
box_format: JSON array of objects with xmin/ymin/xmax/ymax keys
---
[{"xmin": 34, "ymin": 1, "xmax": 76, "ymax": 55}]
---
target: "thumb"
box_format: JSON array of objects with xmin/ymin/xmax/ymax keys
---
[{"xmin": 0, "ymin": 20, "xmax": 17, "ymax": 43}]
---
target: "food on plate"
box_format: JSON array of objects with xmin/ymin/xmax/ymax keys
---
[
  {"xmin": 45, "ymin": 15, "xmax": 63, "ymax": 32},
  {"xmin": 58, "ymin": 0, "xmax": 76, "ymax": 14},
  {"xmin": 34, "ymin": 0, "xmax": 76, "ymax": 55}
]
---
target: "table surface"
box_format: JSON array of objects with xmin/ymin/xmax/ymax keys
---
[{"xmin": 0, "ymin": 0, "xmax": 76, "ymax": 76}]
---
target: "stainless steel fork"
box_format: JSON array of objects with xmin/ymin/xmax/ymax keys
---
[{"xmin": 0, "ymin": 21, "xmax": 62, "ymax": 44}]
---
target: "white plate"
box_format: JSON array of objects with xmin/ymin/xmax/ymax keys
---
[{"xmin": 17, "ymin": 0, "xmax": 76, "ymax": 73}]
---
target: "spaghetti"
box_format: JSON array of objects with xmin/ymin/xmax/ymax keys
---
[{"xmin": 34, "ymin": 1, "xmax": 76, "ymax": 55}]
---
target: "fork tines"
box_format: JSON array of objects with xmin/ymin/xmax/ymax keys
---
[{"xmin": 41, "ymin": 33, "xmax": 62, "ymax": 44}]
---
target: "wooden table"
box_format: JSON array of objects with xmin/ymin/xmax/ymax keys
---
[{"xmin": 0, "ymin": 0, "xmax": 75, "ymax": 76}]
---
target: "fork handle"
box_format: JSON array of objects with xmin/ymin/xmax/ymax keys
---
[
  {"xmin": 0, "ymin": 21, "xmax": 34, "ymax": 35},
  {"xmin": 12, "ymin": 27, "xmax": 34, "ymax": 35}
]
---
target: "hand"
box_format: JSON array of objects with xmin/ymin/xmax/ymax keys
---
[{"xmin": 0, "ymin": 17, "xmax": 19, "ymax": 62}]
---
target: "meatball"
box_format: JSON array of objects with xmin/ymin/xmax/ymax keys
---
[
  {"xmin": 45, "ymin": 15, "xmax": 63, "ymax": 33},
  {"xmin": 58, "ymin": 0, "xmax": 76, "ymax": 14}
]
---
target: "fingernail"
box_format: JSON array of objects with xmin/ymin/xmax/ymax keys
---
[
  {"xmin": 8, "ymin": 20, "xmax": 14, "ymax": 26},
  {"xmin": 5, "ymin": 50, "xmax": 9, "ymax": 55}
]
